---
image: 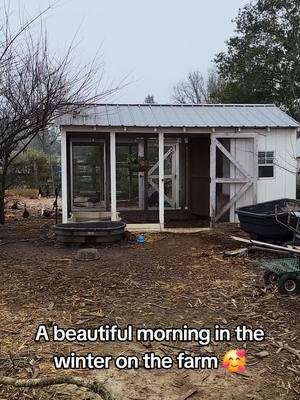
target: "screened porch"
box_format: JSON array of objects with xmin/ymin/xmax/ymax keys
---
[{"xmin": 61, "ymin": 131, "xmax": 211, "ymax": 230}]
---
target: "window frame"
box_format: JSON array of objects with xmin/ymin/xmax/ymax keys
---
[{"xmin": 258, "ymin": 150, "xmax": 275, "ymax": 180}]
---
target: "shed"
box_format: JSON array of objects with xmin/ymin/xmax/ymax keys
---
[{"xmin": 58, "ymin": 104, "xmax": 299, "ymax": 230}]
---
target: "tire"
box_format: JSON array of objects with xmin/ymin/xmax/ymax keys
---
[
  {"xmin": 263, "ymin": 270, "xmax": 279, "ymax": 285},
  {"xmin": 277, "ymin": 274, "xmax": 300, "ymax": 295}
]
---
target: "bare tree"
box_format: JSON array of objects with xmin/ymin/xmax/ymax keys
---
[
  {"xmin": 33, "ymin": 126, "xmax": 60, "ymax": 154},
  {"xmin": 144, "ymin": 94, "xmax": 156, "ymax": 104},
  {"xmin": 172, "ymin": 69, "xmax": 224, "ymax": 104},
  {"xmin": 0, "ymin": 4, "xmax": 118, "ymax": 223}
]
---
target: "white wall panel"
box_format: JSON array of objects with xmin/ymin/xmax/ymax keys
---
[{"xmin": 257, "ymin": 129, "xmax": 297, "ymax": 203}]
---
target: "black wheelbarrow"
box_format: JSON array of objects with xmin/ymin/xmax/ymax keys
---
[{"xmin": 236, "ymin": 199, "xmax": 300, "ymax": 244}]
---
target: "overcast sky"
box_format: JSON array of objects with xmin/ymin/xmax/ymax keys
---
[{"xmin": 15, "ymin": 0, "xmax": 249, "ymax": 103}]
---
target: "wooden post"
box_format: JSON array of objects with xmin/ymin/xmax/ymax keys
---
[
  {"xmin": 105, "ymin": 136, "xmax": 110, "ymax": 211},
  {"xmin": 61, "ymin": 130, "xmax": 68, "ymax": 223},
  {"xmin": 229, "ymin": 138, "xmax": 236, "ymax": 222},
  {"xmin": 185, "ymin": 137, "xmax": 189, "ymax": 209},
  {"xmin": 210, "ymin": 135, "xmax": 216, "ymax": 227},
  {"xmin": 179, "ymin": 137, "xmax": 185, "ymax": 209},
  {"xmin": 138, "ymin": 140, "xmax": 144, "ymax": 210},
  {"xmin": 110, "ymin": 131, "xmax": 117, "ymax": 221},
  {"xmin": 158, "ymin": 131, "xmax": 164, "ymax": 229},
  {"xmin": 143, "ymin": 137, "xmax": 148, "ymax": 211},
  {"xmin": 253, "ymin": 136, "xmax": 258, "ymax": 205}
]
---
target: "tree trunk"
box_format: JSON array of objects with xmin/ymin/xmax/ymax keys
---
[
  {"xmin": 33, "ymin": 160, "xmax": 39, "ymax": 188},
  {"xmin": 0, "ymin": 164, "xmax": 8, "ymax": 224},
  {"xmin": 0, "ymin": 176, "xmax": 6, "ymax": 224}
]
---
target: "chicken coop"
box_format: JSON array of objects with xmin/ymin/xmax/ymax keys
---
[{"xmin": 57, "ymin": 104, "xmax": 298, "ymax": 231}]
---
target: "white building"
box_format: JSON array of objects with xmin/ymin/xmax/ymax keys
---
[{"xmin": 58, "ymin": 104, "xmax": 299, "ymax": 230}]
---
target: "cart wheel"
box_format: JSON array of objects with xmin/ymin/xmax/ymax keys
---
[
  {"xmin": 263, "ymin": 270, "xmax": 279, "ymax": 285},
  {"xmin": 277, "ymin": 274, "xmax": 300, "ymax": 295}
]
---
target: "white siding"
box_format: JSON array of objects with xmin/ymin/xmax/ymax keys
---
[
  {"xmin": 225, "ymin": 129, "xmax": 297, "ymax": 222},
  {"xmin": 257, "ymin": 129, "xmax": 297, "ymax": 202}
]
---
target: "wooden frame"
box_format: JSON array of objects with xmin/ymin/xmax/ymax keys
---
[
  {"xmin": 110, "ymin": 131, "xmax": 117, "ymax": 221},
  {"xmin": 147, "ymin": 140, "xmax": 180, "ymax": 210},
  {"xmin": 69, "ymin": 138, "xmax": 106, "ymax": 212},
  {"xmin": 210, "ymin": 136, "xmax": 217, "ymax": 225},
  {"xmin": 61, "ymin": 130, "xmax": 68, "ymax": 223},
  {"xmin": 62, "ymin": 128, "xmax": 262, "ymax": 229},
  {"xmin": 210, "ymin": 132, "xmax": 258, "ymax": 226},
  {"xmin": 138, "ymin": 140, "xmax": 144, "ymax": 210},
  {"xmin": 158, "ymin": 131, "xmax": 165, "ymax": 229}
]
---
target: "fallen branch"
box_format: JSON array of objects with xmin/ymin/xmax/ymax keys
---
[
  {"xmin": 179, "ymin": 388, "xmax": 198, "ymax": 400},
  {"xmin": 145, "ymin": 302, "xmax": 171, "ymax": 310},
  {"xmin": 0, "ymin": 376, "xmax": 113, "ymax": 400},
  {"xmin": 282, "ymin": 343, "xmax": 300, "ymax": 361},
  {"xmin": 0, "ymin": 238, "xmax": 40, "ymax": 247},
  {"xmin": 273, "ymin": 338, "xmax": 300, "ymax": 362},
  {"xmin": 224, "ymin": 247, "xmax": 248, "ymax": 257}
]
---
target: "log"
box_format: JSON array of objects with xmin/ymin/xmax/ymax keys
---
[{"xmin": 0, "ymin": 376, "xmax": 113, "ymax": 400}]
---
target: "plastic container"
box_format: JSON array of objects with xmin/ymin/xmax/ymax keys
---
[
  {"xmin": 54, "ymin": 221, "xmax": 126, "ymax": 244},
  {"xmin": 136, "ymin": 234, "xmax": 145, "ymax": 244}
]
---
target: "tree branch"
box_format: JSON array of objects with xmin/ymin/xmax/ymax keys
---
[{"xmin": 0, "ymin": 375, "xmax": 113, "ymax": 400}]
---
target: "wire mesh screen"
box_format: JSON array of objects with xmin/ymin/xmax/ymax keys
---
[{"xmin": 256, "ymin": 257, "xmax": 300, "ymax": 274}]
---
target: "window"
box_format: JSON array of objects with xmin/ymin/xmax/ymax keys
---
[{"xmin": 258, "ymin": 151, "xmax": 274, "ymax": 178}]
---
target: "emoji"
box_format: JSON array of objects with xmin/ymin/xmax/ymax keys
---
[{"xmin": 223, "ymin": 349, "xmax": 246, "ymax": 373}]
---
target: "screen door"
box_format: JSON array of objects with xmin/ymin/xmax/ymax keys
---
[{"xmin": 71, "ymin": 142, "xmax": 106, "ymax": 209}]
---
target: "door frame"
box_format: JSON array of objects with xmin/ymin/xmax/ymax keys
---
[
  {"xmin": 147, "ymin": 139, "xmax": 180, "ymax": 209},
  {"xmin": 69, "ymin": 138, "xmax": 107, "ymax": 212},
  {"xmin": 210, "ymin": 132, "xmax": 258, "ymax": 225}
]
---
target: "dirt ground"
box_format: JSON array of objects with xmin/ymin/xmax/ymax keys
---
[{"xmin": 0, "ymin": 197, "xmax": 299, "ymax": 399}]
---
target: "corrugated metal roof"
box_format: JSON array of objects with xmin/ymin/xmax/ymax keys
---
[{"xmin": 58, "ymin": 104, "xmax": 299, "ymax": 128}]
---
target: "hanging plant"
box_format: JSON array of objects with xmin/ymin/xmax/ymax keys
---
[{"xmin": 127, "ymin": 154, "xmax": 148, "ymax": 172}]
